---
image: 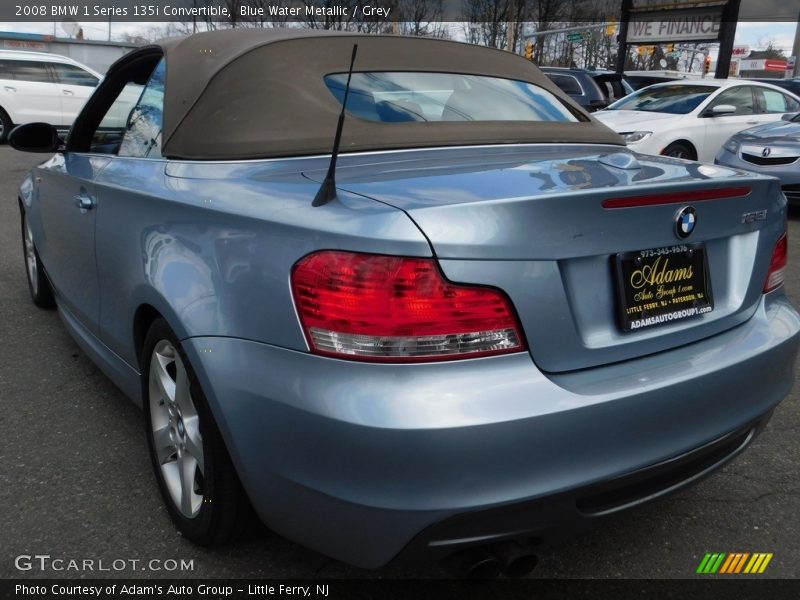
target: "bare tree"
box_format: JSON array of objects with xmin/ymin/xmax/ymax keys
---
[
  {"xmin": 529, "ymin": 0, "xmax": 566, "ymax": 62},
  {"xmin": 394, "ymin": 0, "xmax": 450, "ymax": 38},
  {"xmin": 624, "ymin": 44, "xmax": 680, "ymax": 71},
  {"xmin": 517, "ymin": 0, "xmax": 619, "ymax": 69},
  {"xmin": 757, "ymin": 38, "xmax": 788, "ymax": 59},
  {"xmin": 463, "ymin": 0, "xmax": 512, "ymax": 49}
]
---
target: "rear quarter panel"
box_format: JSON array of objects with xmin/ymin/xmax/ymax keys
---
[{"xmin": 92, "ymin": 156, "xmax": 431, "ymax": 371}]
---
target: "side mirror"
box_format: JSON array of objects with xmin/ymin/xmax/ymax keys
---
[
  {"xmin": 704, "ymin": 104, "xmax": 737, "ymax": 117},
  {"xmin": 9, "ymin": 123, "xmax": 62, "ymax": 153},
  {"xmin": 781, "ymin": 112, "xmax": 800, "ymax": 121}
]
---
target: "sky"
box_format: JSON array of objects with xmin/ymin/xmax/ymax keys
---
[
  {"xmin": 731, "ymin": 22, "xmax": 797, "ymax": 55},
  {"xmin": 0, "ymin": 20, "xmax": 797, "ymax": 58}
]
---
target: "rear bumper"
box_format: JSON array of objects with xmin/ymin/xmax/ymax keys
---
[
  {"xmin": 183, "ymin": 293, "xmax": 799, "ymax": 568},
  {"xmin": 402, "ymin": 410, "xmax": 770, "ymax": 561}
]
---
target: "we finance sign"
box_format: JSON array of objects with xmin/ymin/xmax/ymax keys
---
[
  {"xmin": 628, "ymin": 0, "xmax": 727, "ymax": 44},
  {"xmin": 628, "ymin": 8, "xmax": 724, "ymax": 43}
]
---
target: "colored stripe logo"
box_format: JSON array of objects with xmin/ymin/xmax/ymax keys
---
[{"xmin": 697, "ymin": 552, "xmax": 773, "ymax": 574}]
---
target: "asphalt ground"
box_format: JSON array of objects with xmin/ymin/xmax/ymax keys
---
[{"xmin": 0, "ymin": 145, "xmax": 799, "ymax": 580}]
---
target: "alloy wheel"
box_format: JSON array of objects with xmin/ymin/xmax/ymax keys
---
[{"xmin": 148, "ymin": 340, "xmax": 205, "ymax": 518}]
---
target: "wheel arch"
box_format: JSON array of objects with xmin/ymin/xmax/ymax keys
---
[
  {"xmin": 0, "ymin": 104, "xmax": 12, "ymax": 124},
  {"xmin": 133, "ymin": 303, "xmax": 165, "ymax": 370},
  {"xmin": 0, "ymin": 105, "xmax": 13, "ymax": 143},
  {"xmin": 661, "ymin": 139, "xmax": 698, "ymax": 161},
  {"xmin": 134, "ymin": 304, "xmax": 248, "ymax": 508},
  {"xmin": 130, "ymin": 293, "xmax": 193, "ymax": 370}
]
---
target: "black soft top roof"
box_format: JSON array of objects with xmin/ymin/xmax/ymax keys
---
[{"xmin": 113, "ymin": 29, "xmax": 622, "ymax": 160}]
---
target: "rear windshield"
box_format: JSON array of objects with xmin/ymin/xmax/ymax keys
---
[
  {"xmin": 324, "ymin": 72, "xmax": 581, "ymax": 123},
  {"xmin": 606, "ymin": 84, "xmax": 715, "ymax": 114},
  {"xmin": 545, "ymin": 73, "xmax": 584, "ymax": 96}
]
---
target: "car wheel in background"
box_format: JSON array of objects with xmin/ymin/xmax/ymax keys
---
[
  {"xmin": 20, "ymin": 208, "xmax": 55, "ymax": 308},
  {"xmin": 142, "ymin": 318, "xmax": 253, "ymax": 545},
  {"xmin": 662, "ymin": 142, "xmax": 696, "ymax": 161},
  {"xmin": 0, "ymin": 108, "xmax": 12, "ymax": 144}
]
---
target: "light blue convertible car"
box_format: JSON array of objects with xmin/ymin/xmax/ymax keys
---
[{"xmin": 10, "ymin": 29, "xmax": 800, "ymax": 577}]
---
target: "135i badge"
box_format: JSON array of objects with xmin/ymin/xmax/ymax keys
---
[{"xmin": 742, "ymin": 209, "xmax": 767, "ymax": 224}]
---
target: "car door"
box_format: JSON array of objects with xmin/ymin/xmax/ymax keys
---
[
  {"xmin": 2, "ymin": 59, "xmax": 63, "ymax": 125},
  {"xmin": 34, "ymin": 68, "xmax": 145, "ymax": 334},
  {"xmin": 91, "ymin": 59, "xmax": 166, "ymax": 361},
  {"xmin": 35, "ymin": 153, "xmax": 108, "ymax": 333},
  {"xmin": 700, "ymin": 86, "xmax": 760, "ymax": 162},
  {"xmin": 49, "ymin": 62, "xmax": 99, "ymax": 127}
]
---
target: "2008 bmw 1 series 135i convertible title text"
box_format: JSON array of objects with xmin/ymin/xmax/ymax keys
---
[{"xmin": 9, "ymin": 29, "xmax": 800, "ymax": 576}]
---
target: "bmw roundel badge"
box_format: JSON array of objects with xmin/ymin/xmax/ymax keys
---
[{"xmin": 675, "ymin": 206, "xmax": 696, "ymax": 239}]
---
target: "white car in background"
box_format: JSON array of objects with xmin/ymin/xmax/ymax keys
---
[
  {"xmin": 594, "ymin": 79, "xmax": 800, "ymax": 162},
  {"xmin": 0, "ymin": 50, "xmax": 139, "ymax": 144}
]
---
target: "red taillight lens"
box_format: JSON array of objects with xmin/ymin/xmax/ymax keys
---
[
  {"xmin": 764, "ymin": 232, "xmax": 788, "ymax": 293},
  {"xmin": 291, "ymin": 251, "xmax": 526, "ymax": 362}
]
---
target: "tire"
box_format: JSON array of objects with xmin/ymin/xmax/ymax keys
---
[
  {"xmin": 662, "ymin": 142, "xmax": 696, "ymax": 161},
  {"xmin": 20, "ymin": 208, "xmax": 56, "ymax": 308},
  {"xmin": 0, "ymin": 108, "xmax": 11, "ymax": 144},
  {"xmin": 142, "ymin": 318, "xmax": 253, "ymax": 545}
]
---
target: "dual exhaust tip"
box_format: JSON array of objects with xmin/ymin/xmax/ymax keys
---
[{"xmin": 442, "ymin": 541, "xmax": 539, "ymax": 579}]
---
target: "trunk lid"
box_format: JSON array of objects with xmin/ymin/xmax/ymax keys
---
[{"xmin": 304, "ymin": 145, "xmax": 785, "ymax": 372}]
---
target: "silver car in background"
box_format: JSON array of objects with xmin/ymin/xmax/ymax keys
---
[{"xmin": 716, "ymin": 113, "xmax": 800, "ymax": 205}]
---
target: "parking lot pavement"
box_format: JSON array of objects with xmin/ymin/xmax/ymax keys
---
[{"xmin": 1, "ymin": 145, "xmax": 799, "ymax": 580}]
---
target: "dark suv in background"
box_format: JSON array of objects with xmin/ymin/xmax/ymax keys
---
[{"xmin": 541, "ymin": 67, "xmax": 633, "ymax": 112}]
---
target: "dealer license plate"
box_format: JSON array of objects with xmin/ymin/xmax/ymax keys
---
[{"xmin": 614, "ymin": 244, "xmax": 713, "ymax": 331}]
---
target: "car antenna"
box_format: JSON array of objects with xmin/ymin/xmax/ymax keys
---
[{"xmin": 313, "ymin": 44, "xmax": 359, "ymax": 207}]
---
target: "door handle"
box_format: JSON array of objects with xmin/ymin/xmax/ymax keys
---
[
  {"xmin": 62, "ymin": 89, "xmax": 74, "ymax": 96},
  {"xmin": 746, "ymin": 121, "xmax": 759, "ymax": 125},
  {"xmin": 74, "ymin": 193, "xmax": 95, "ymax": 211},
  {"xmin": 3, "ymin": 85, "xmax": 16, "ymax": 92}
]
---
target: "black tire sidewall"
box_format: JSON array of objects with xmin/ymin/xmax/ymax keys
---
[{"xmin": 664, "ymin": 142, "xmax": 694, "ymax": 160}]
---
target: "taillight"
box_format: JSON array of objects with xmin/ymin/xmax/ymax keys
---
[
  {"xmin": 764, "ymin": 232, "xmax": 788, "ymax": 293},
  {"xmin": 291, "ymin": 251, "xmax": 525, "ymax": 362},
  {"xmin": 602, "ymin": 186, "xmax": 751, "ymax": 209}
]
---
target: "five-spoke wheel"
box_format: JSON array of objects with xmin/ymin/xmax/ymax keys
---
[
  {"xmin": 149, "ymin": 340, "xmax": 206, "ymax": 518},
  {"xmin": 142, "ymin": 319, "xmax": 252, "ymax": 545}
]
